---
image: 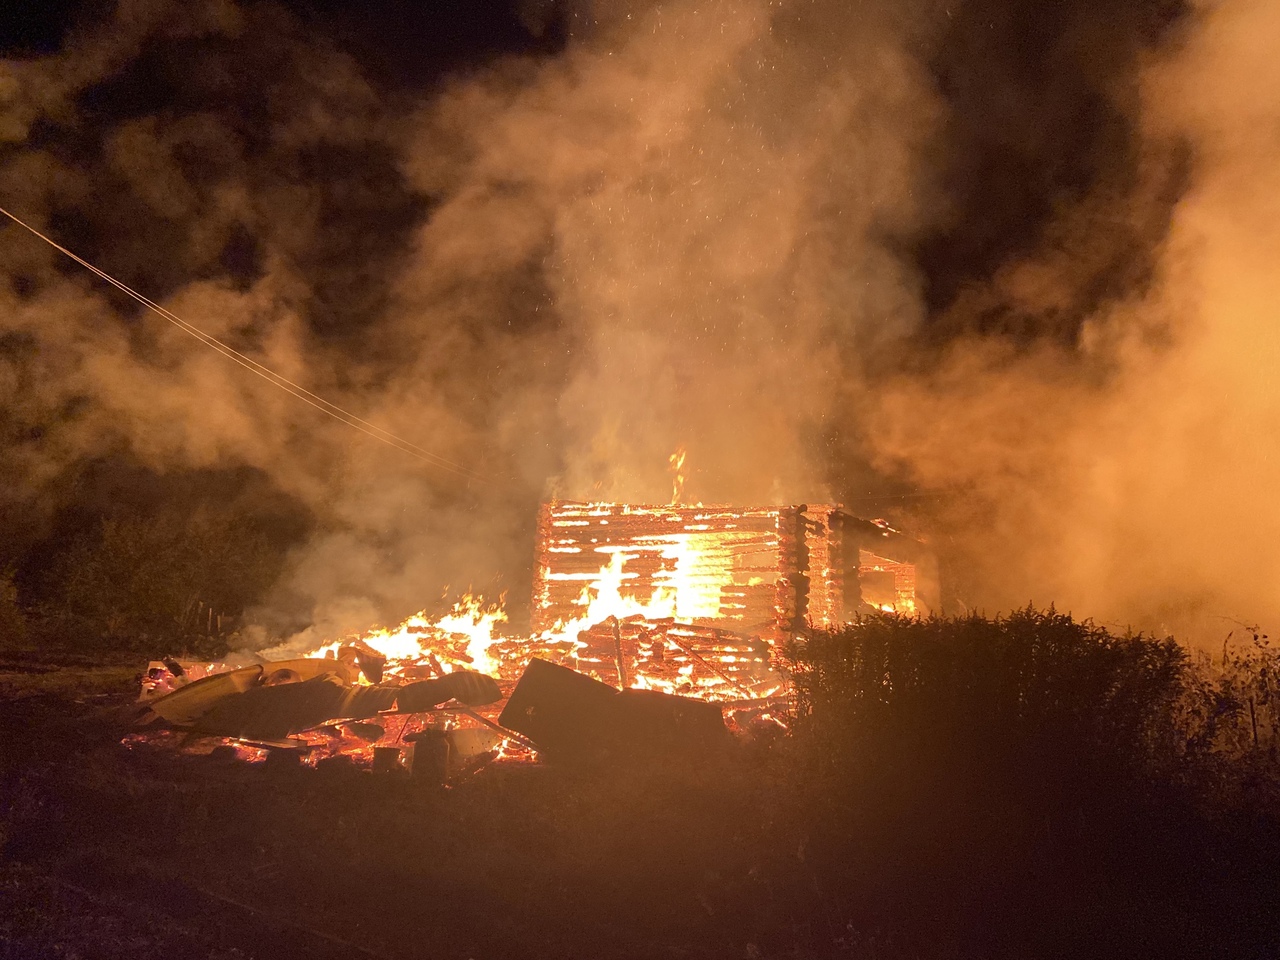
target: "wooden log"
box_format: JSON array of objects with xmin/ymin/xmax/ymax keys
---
[{"xmin": 610, "ymin": 617, "xmax": 628, "ymax": 691}]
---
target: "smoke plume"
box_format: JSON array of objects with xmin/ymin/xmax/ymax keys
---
[
  {"xmin": 6, "ymin": 0, "xmax": 1273, "ymax": 646},
  {"xmin": 865, "ymin": 0, "xmax": 1280, "ymax": 640},
  {"xmin": 0, "ymin": 0, "xmax": 942, "ymax": 640}
]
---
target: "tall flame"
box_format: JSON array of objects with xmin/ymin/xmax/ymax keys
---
[
  {"xmin": 543, "ymin": 551, "xmax": 678, "ymax": 644},
  {"xmin": 668, "ymin": 446, "xmax": 687, "ymax": 505}
]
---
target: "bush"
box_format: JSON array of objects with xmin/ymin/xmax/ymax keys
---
[
  {"xmin": 44, "ymin": 512, "xmax": 280, "ymax": 647},
  {"xmin": 780, "ymin": 608, "xmax": 1187, "ymax": 802},
  {"xmin": 1175, "ymin": 630, "xmax": 1280, "ymax": 811},
  {"xmin": 771, "ymin": 611, "xmax": 1280, "ymax": 959},
  {"xmin": 1180, "ymin": 629, "xmax": 1280, "ymax": 754}
]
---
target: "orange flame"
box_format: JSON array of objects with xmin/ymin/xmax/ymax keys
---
[
  {"xmin": 668, "ymin": 446, "xmax": 687, "ymax": 505},
  {"xmin": 304, "ymin": 594, "xmax": 507, "ymax": 676}
]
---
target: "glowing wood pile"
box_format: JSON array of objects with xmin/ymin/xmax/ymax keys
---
[
  {"xmin": 127, "ymin": 501, "xmax": 936, "ymax": 770},
  {"xmin": 532, "ymin": 501, "xmax": 937, "ymax": 641},
  {"xmin": 573, "ymin": 616, "xmax": 774, "ymax": 698}
]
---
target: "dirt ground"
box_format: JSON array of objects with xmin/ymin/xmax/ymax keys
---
[
  {"xmin": 3, "ymin": 648, "xmax": 1279, "ymax": 960},
  {"xmin": 0, "ymin": 650, "xmax": 822, "ymax": 960}
]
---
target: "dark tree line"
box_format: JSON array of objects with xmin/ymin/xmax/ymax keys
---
[{"xmin": 2, "ymin": 511, "xmax": 289, "ymax": 653}]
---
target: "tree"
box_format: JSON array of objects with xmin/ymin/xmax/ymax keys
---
[{"xmin": 48, "ymin": 511, "xmax": 281, "ymax": 644}]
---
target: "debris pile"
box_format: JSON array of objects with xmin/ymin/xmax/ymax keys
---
[
  {"xmin": 144, "ymin": 658, "xmax": 500, "ymax": 742},
  {"xmin": 130, "ymin": 648, "xmax": 518, "ymax": 781},
  {"xmin": 128, "ymin": 648, "xmax": 745, "ymax": 780},
  {"xmin": 125, "ymin": 500, "xmax": 934, "ymax": 776}
]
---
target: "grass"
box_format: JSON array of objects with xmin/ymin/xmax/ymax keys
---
[
  {"xmin": 1, "ymin": 612, "xmax": 1279, "ymax": 959},
  {"xmin": 0, "ymin": 643, "xmax": 142, "ymax": 701}
]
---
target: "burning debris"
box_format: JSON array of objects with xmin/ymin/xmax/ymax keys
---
[
  {"xmin": 133, "ymin": 649, "xmax": 513, "ymax": 778},
  {"xmin": 145, "ymin": 661, "xmax": 500, "ymax": 742},
  {"xmin": 532, "ymin": 501, "xmax": 939, "ymax": 639},
  {"xmin": 128, "ymin": 500, "xmax": 934, "ymax": 775}
]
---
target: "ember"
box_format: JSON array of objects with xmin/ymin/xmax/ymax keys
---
[
  {"xmin": 532, "ymin": 501, "xmax": 938, "ymax": 640},
  {"xmin": 132, "ymin": 500, "xmax": 935, "ymax": 772}
]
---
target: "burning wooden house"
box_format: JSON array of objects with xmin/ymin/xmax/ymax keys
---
[
  {"xmin": 129, "ymin": 500, "xmax": 938, "ymax": 768},
  {"xmin": 528, "ymin": 501, "xmax": 939, "ymax": 695},
  {"xmin": 533, "ymin": 501, "xmax": 939, "ymax": 636}
]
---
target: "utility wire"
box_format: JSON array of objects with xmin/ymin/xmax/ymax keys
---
[{"xmin": 0, "ymin": 205, "xmax": 490, "ymax": 484}]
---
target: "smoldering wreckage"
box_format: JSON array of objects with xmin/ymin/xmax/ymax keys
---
[{"xmin": 126, "ymin": 501, "xmax": 937, "ymax": 780}]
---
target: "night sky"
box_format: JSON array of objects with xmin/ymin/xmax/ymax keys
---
[
  {"xmin": 0, "ymin": 0, "xmax": 1184, "ymax": 336},
  {"xmin": 9, "ymin": 0, "xmax": 1277, "ymax": 643}
]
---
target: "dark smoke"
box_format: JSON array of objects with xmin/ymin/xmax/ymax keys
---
[
  {"xmin": 867, "ymin": 0, "xmax": 1280, "ymax": 643},
  {"xmin": 12, "ymin": 0, "xmax": 1265, "ymax": 650}
]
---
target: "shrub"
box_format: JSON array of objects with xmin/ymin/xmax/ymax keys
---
[
  {"xmin": 779, "ymin": 608, "xmax": 1188, "ymax": 804},
  {"xmin": 44, "ymin": 512, "xmax": 280, "ymax": 647},
  {"xmin": 1180, "ymin": 630, "xmax": 1280, "ymax": 755},
  {"xmin": 1175, "ymin": 630, "xmax": 1280, "ymax": 811}
]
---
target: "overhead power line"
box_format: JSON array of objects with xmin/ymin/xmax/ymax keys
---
[{"xmin": 0, "ymin": 206, "xmax": 489, "ymax": 484}]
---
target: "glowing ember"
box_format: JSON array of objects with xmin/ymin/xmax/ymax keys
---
[{"xmin": 132, "ymin": 500, "xmax": 935, "ymax": 769}]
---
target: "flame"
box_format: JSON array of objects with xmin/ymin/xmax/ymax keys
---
[
  {"xmin": 668, "ymin": 446, "xmax": 687, "ymax": 505},
  {"xmin": 304, "ymin": 595, "xmax": 507, "ymax": 675},
  {"xmin": 308, "ymin": 547, "xmax": 770, "ymax": 698},
  {"xmin": 435, "ymin": 595, "xmax": 508, "ymax": 674},
  {"xmin": 129, "ymin": 494, "xmax": 942, "ymax": 782},
  {"xmin": 543, "ymin": 551, "xmax": 677, "ymax": 644},
  {"xmin": 137, "ymin": 500, "xmax": 937, "ymax": 767},
  {"xmin": 540, "ymin": 530, "xmax": 751, "ymax": 643},
  {"xmin": 288, "ymin": 503, "xmax": 923, "ymax": 701}
]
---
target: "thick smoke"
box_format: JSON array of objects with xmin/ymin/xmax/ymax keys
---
[
  {"xmin": 6, "ymin": 0, "xmax": 1270, "ymax": 647},
  {"xmin": 0, "ymin": 0, "xmax": 488, "ymax": 639},
  {"xmin": 400, "ymin": 0, "xmax": 941, "ymax": 504},
  {"xmin": 865, "ymin": 0, "xmax": 1280, "ymax": 640},
  {"xmin": 0, "ymin": 0, "xmax": 942, "ymax": 642}
]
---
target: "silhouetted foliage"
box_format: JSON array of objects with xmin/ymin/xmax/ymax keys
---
[
  {"xmin": 781, "ymin": 608, "xmax": 1187, "ymax": 801},
  {"xmin": 772, "ymin": 610, "xmax": 1280, "ymax": 959},
  {"xmin": 1176, "ymin": 628, "xmax": 1280, "ymax": 812},
  {"xmin": 41, "ymin": 512, "xmax": 281, "ymax": 647}
]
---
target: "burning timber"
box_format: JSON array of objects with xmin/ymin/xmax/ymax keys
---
[
  {"xmin": 128, "ymin": 500, "xmax": 935, "ymax": 772},
  {"xmin": 533, "ymin": 501, "xmax": 940, "ymax": 639}
]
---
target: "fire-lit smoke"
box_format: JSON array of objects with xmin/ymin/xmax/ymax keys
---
[
  {"xmin": 865, "ymin": 0, "xmax": 1280, "ymax": 640},
  {"xmin": 0, "ymin": 0, "xmax": 939, "ymax": 642},
  {"xmin": 6, "ymin": 0, "xmax": 1274, "ymax": 649},
  {"xmin": 399, "ymin": 0, "xmax": 940, "ymax": 504}
]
